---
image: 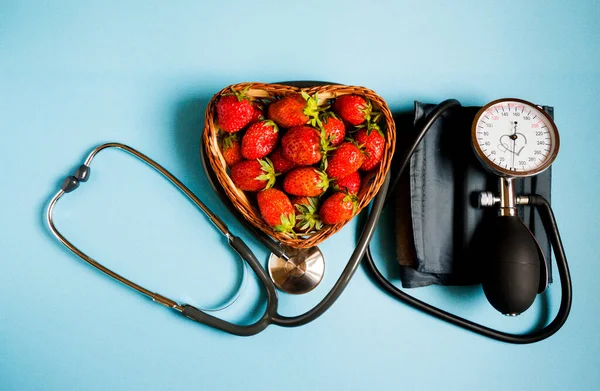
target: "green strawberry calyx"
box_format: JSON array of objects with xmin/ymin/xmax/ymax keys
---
[
  {"xmin": 314, "ymin": 169, "xmax": 330, "ymax": 193},
  {"xmin": 320, "ymin": 155, "xmax": 329, "ymax": 172},
  {"xmin": 343, "ymin": 192, "xmax": 359, "ymax": 215},
  {"xmin": 226, "ymin": 85, "xmax": 252, "ymax": 102},
  {"xmin": 318, "ymin": 126, "xmax": 338, "ymax": 170},
  {"xmin": 274, "ymin": 212, "xmax": 297, "ymax": 236},
  {"xmin": 320, "ymin": 110, "xmax": 340, "ymax": 124},
  {"xmin": 318, "ymin": 111, "xmax": 342, "ymax": 144},
  {"xmin": 317, "ymin": 112, "xmax": 344, "ymax": 169},
  {"xmin": 345, "ymin": 137, "xmax": 368, "ymax": 156},
  {"xmin": 370, "ymin": 111, "xmax": 382, "ymax": 124},
  {"xmin": 360, "ymin": 99, "xmax": 373, "ymax": 122},
  {"xmin": 262, "ymin": 119, "xmax": 279, "ymax": 133},
  {"xmin": 357, "ymin": 117, "xmax": 385, "ymax": 137},
  {"xmin": 221, "ymin": 133, "xmax": 238, "ymax": 151},
  {"xmin": 255, "ymin": 158, "xmax": 279, "ymax": 189},
  {"xmin": 295, "ymin": 197, "xmax": 323, "ymax": 232},
  {"xmin": 356, "ymin": 103, "xmax": 385, "ymax": 136},
  {"xmin": 301, "ymin": 91, "xmax": 328, "ymax": 127}
]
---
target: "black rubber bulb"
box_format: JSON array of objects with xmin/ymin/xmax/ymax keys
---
[{"xmin": 476, "ymin": 215, "xmax": 541, "ymax": 316}]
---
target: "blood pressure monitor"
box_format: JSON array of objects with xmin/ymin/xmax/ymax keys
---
[{"xmin": 472, "ymin": 98, "xmax": 559, "ymax": 178}]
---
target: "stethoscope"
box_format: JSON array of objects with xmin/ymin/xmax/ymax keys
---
[
  {"xmin": 47, "ymin": 98, "xmax": 572, "ymax": 342},
  {"xmin": 47, "ymin": 141, "xmax": 388, "ymax": 336}
]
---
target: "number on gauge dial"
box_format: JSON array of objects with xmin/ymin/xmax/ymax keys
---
[{"xmin": 474, "ymin": 101, "xmax": 555, "ymax": 173}]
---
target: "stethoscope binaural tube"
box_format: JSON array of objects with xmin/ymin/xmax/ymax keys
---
[
  {"xmin": 47, "ymin": 99, "xmax": 571, "ymax": 340},
  {"xmin": 48, "ymin": 142, "xmax": 390, "ymax": 336},
  {"xmin": 46, "ymin": 143, "xmax": 278, "ymax": 335},
  {"xmin": 362, "ymin": 100, "xmax": 573, "ymax": 344}
]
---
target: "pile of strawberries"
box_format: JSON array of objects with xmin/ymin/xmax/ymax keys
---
[{"xmin": 215, "ymin": 86, "xmax": 386, "ymax": 237}]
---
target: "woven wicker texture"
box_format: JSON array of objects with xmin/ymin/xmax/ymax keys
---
[{"xmin": 203, "ymin": 82, "xmax": 396, "ymax": 248}]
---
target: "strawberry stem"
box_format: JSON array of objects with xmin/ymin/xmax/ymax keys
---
[
  {"xmin": 221, "ymin": 133, "xmax": 238, "ymax": 150},
  {"xmin": 343, "ymin": 192, "xmax": 359, "ymax": 215},
  {"xmin": 230, "ymin": 85, "xmax": 251, "ymax": 102},
  {"xmin": 314, "ymin": 169, "xmax": 330, "ymax": 193},
  {"xmin": 274, "ymin": 212, "xmax": 297, "ymax": 236},
  {"xmin": 319, "ymin": 126, "xmax": 337, "ymax": 170},
  {"xmin": 361, "ymin": 99, "xmax": 373, "ymax": 122},
  {"xmin": 263, "ymin": 119, "xmax": 279, "ymax": 133},
  {"xmin": 294, "ymin": 197, "xmax": 323, "ymax": 232},
  {"xmin": 302, "ymin": 91, "xmax": 328, "ymax": 127},
  {"xmin": 256, "ymin": 158, "xmax": 279, "ymax": 189}
]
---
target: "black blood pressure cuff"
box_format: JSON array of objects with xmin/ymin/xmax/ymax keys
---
[{"xmin": 394, "ymin": 101, "xmax": 553, "ymax": 288}]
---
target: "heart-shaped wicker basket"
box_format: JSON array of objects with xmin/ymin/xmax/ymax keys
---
[{"xmin": 203, "ymin": 82, "xmax": 396, "ymax": 248}]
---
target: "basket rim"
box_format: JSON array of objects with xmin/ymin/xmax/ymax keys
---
[{"xmin": 202, "ymin": 81, "xmax": 396, "ymax": 249}]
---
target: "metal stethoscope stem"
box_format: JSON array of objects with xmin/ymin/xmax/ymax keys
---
[
  {"xmin": 46, "ymin": 143, "xmax": 253, "ymax": 314},
  {"xmin": 47, "ymin": 142, "xmax": 390, "ymax": 336},
  {"xmin": 47, "ymin": 99, "xmax": 572, "ymax": 341}
]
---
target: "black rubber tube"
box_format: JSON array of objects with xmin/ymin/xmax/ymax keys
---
[
  {"xmin": 200, "ymin": 139, "xmax": 291, "ymax": 260},
  {"xmin": 271, "ymin": 174, "xmax": 391, "ymax": 327},
  {"xmin": 362, "ymin": 101, "xmax": 573, "ymax": 344},
  {"xmin": 386, "ymin": 99, "xmax": 462, "ymax": 204},
  {"xmin": 269, "ymin": 100, "xmax": 457, "ymax": 329},
  {"xmin": 183, "ymin": 172, "xmax": 391, "ymax": 334},
  {"xmin": 192, "ymin": 78, "xmax": 392, "ymax": 333},
  {"xmin": 181, "ymin": 236, "xmax": 279, "ymax": 336}
]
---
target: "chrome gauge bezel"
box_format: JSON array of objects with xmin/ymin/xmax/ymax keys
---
[{"xmin": 471, "ymin": 98, "xmax": 560, "ymax": 178}]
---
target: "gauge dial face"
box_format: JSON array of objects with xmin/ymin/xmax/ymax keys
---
[{"xmin": 472, "ymin": 98, "xmax": 560, "ymax": 177}]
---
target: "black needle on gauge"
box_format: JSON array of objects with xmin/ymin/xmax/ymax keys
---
[{"xmin": 510, "ymin": 121, "xmax": 518, "ymax": 170}]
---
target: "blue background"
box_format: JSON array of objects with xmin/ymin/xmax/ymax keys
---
[{"xmin": 1, "ymin": 1, "xmax": 599, "ymax": 390}]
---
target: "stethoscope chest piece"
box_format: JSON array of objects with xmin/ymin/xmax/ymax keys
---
[{"xmin": 268, "ymin": 246, "xmax": 325, "ymax": 294}]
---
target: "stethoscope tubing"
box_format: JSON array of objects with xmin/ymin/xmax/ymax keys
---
[
  {"xmin": 199, "ymin": 135, "xmax": 291, "ymax": 261},
  {"xmin": 46, "ymin": 143, "xmax": 261, "ymax": 316},
  {"xmin": 362, "ymin": 100, "xmax": 573, "ymax": 344},
  {"xmin": 47, "ymin": 99, "xmax": 572, "ymax": 341},
  {"xmin": 47, "ymin": 140, "xmax": 389, "ymax": 336}
]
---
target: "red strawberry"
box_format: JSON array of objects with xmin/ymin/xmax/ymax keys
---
[
  {"xmin": 230, "ymin": 159, "xmax": 277, "ymax": 192},
  {"xmin": 281, "ymin": 126, "xmax": 322, "ymax": 166},
  {"xmin": 283, "ymin": 167, "xmax": 329, "ymax": 197},
  {"xmin": 221, "ymin": 133, "xmax": 242, "ymax": 167},
  {"xmin": 332, "ymin": 95, "xmax": 372, "ymax": 126},
  {"xmin": 355, "ymin": 127, "xmax": 386, "ymax": 171},
  {"xmin": 325, "ymin": 141, "xmax": 365, "ymax": 179},
  {"xmin": 320, "ymin": 112, "xmax": 346, "ymax": 147},
  {"xmin": 257, "ymin": 188, "xmax": 296, "ymax": 233},
  {"xmin": 267, "ymin": 92, "xmax": 322, "ymax": 128},
  {"xmin": 268, "ymin": 147, "xmax": 297, "ymax": 174},
  {"xmin": 291, "ymin": 196, "xmax": 323, "ymax": 233},
  {"xmin": 241, "ymin": 120, "xmax": 279, "ymax": 159},
  {"xmin": 320, "ymin": 192, "xmax": 358, "ymax": 225},
  {"xmin": 333, "ymin": 171, "xmax": 361, "ymax": 194},
  {"xmin": 216, "ymin": 87, "xmax": 254, "ymax": 133},
  {"xmin": 251, "ymin": 101, "xmax": 265, "ymax": 122}
]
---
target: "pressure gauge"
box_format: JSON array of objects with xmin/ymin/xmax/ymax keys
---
[{"xmin": 471, "ymin": 98, "xmax": 560, "ymax": 178}]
